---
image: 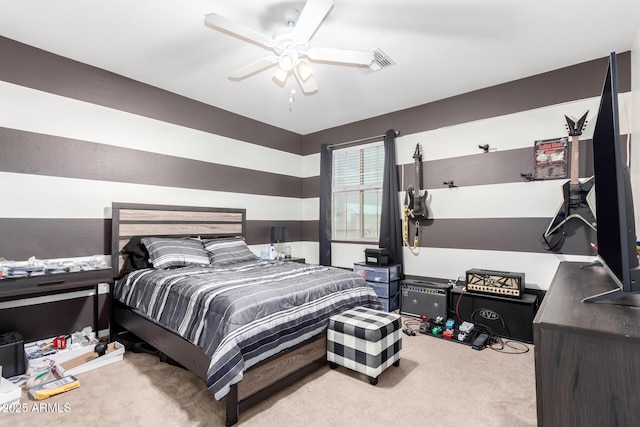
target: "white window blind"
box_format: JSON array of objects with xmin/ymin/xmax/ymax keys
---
[{"xmin": 332, "ymin": 142, "xmax": 384, "ymax": 241}]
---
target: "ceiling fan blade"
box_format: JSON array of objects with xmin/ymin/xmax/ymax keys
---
[
  {"xmin": 294, "ymin": 68, "xmax": 319, "ymax": 94},
  {"xmin": 292, "ymin": 0, "xmax": 334, "ymax": 42},
  {"xmin": 205, "ymin": 13, "xmax": 273, "ymax": 48},
  {"xmin": 307, "ymin": 47, "xmax": 374, "ymax": 65},
  {"xmin": 229, "ymin": 56, "xmax": 279, "ymax": 80}
]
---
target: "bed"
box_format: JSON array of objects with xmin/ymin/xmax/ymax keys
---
[{"xmin": 110, "ymin": 202, "xmax": 382, "ymax": 426}]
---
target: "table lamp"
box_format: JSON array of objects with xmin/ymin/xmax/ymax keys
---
[{"xmin": 270, "ymin": 226, "xmax": 286, "ymax": 260}]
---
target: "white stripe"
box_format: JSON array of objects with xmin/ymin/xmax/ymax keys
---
[
  {"xmin": 304, "ymin": 178, "xmax": 571, "ymax": 222},
  {"xmin": 0, "ymin": 171, "xmax": 303, "ymax": 220},
  {"xmin": 397, "ymin": 93, "xmax": 632, "ymax": 165},
  {"xmin": 0, "ymin": 171, "xmax": 569, "ymax": 221},
  {"xmin": 0, "ymin": 81, "xmax": 303, "ymax": 177},
  {"xmin": 331, "ymin": 242, "xmax": 593, "ymax": 291},
  {"xmin": 426, "ymin": 180, "xmax": 575, "ymax": 219}
]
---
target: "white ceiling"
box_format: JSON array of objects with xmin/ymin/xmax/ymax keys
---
[{"xmin": 1, "ymin": 0, "xmax": 640, "ymax": 135}]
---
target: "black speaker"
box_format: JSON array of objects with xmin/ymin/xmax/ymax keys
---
[
  {"xmin": 400, "ymin": 280, "xmax": 451, "ymax": 319},
  {"xmin": 450, "ymin": 286, "xmax": 539, "ymax": 343}
]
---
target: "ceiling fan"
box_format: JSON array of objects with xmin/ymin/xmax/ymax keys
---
[{"xmin": 204, "ymin": 0, "xmax": 375, "ymax": 94}]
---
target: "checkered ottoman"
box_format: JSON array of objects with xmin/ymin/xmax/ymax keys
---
[{"xmin": 327, "ymin": 306, "xmax": 402, "ymax": 385}]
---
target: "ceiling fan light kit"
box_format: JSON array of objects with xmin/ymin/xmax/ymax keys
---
[{"xmin": 204, "ymin": 0, "xmax": 375, "ymax": 101}]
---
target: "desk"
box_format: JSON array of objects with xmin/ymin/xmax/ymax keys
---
[
  {"xmin": 0, "ymin": 269, "xmax": 112, "ymax": 342},
  {"xmin": 533, "ymin": 261, "xmax": 640, "ymax": 427}
]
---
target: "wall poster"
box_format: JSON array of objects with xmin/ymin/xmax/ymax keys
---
[{"xmin": 533, "ymin": 137, "xmax": 569, "ymax": 180}]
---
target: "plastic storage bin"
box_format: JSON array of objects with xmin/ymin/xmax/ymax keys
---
[{"xmin": 353, "ymin": 263, "xmax": 401, "ymax": 283}]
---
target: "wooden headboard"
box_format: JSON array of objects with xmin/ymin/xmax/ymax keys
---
[{"xmin": 111, "ymin": 202, "xmax": 247, "ymax": 279}]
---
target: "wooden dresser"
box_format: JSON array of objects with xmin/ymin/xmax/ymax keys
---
[{"xmin": 533, "ymin": 261, "xmax": 640, "ymax": 427}]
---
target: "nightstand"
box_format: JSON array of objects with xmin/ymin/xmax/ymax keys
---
[
  {"xmin": 0, "ymin": 269, "xmax": 112, "ymax": 342},
  {"xmin": 283, "ymin": 257, "xmax": 306, "ymax": 263}
]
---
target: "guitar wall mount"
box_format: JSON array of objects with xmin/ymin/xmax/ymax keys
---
[
  {"xmin": 443, "ymin": 180, "xmax": 456, "ymax": 188},
  {"xmin": 520, "ymin": 172, "xmax": 540, "ymax": 182}
]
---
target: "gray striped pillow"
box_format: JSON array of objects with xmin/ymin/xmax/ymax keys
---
[
  {"xmin": 203, "ymin": 237, "xmax": 258, "ymax": 265},
  {"xmin": 141, "ymin": 237, "xmax": 210, "ymax": 269}
]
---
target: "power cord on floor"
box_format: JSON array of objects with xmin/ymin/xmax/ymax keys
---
[{"xmin": 489, "ymin": 337, "xmax": 530, "ymax": 354}]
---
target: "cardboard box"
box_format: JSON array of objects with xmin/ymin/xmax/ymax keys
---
[
  {"xmin": 25, "ymin": 332, "xmax": 99, "ymax": 375},
  {"xmin": 54, "ymin": 342, "xmax": 124, "ymax": 377}
]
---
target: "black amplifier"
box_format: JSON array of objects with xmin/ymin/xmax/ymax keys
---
[
  {"xmin": 465, "ymin": 268, "xmax": 525, "ymax": 299},
  {"xmin": 450, "ymin": 286, "xmax": 538, "ymax": 343},
  {"xmin": 400, "ymin": 280, "xmax": 452, "ymax": 319}
]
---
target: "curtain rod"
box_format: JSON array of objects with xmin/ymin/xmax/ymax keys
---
[{"xmin": 328, "ymin": 130, "xmax": 400, "ymax": 149}]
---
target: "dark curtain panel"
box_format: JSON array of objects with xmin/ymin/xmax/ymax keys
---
[
  {"xmin": 319, "ymin": 144, "xmax": 332, "ymax": 266},
  {"xmin": 379, "ymin": 129, "xmax": 403, "ymax": 266}
]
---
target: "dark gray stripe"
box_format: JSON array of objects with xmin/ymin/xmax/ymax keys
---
[
  {"xmin": 245, "ymin": 220, "xmax": 304, "ymax": 246},
  {"xmin": 408, "ymin": 141, "xmax": 597, "ymax": 190},
  {"xmin": 0, "ymin": 127, "xmax": 301, "ymax": 198},
  {"xmin": 408, "ymin": 217, "xmax": 595, "ymax": 255},
  {"xmin": 297, "ymin": 218, "xmax": 595, "ymax": 256},
  {"xmin": 0, "ymin": 218, "xmax": 305, "ymax": 260},
  {"xmin": 0, "ymin": 218, "xmax": 111, "ymax": 260},
  {"xmin": 0, "ymin": 216, "xmax": 593, "ymax": 260},
  {"xmin": 0, "ymin": 36, "xmax": 302, "ymax": 153},
  {"xmin": 302, "ymin": 139, "xmax": 604, "ymax": 198},
  {"xmin": 302, "ymin": 52, "xmax": 631, "ymax": 154}
]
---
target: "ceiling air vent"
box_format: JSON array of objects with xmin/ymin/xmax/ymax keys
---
[{"xmin": 360, "ymin": 48, "xmax": 395, "ymax": 74}]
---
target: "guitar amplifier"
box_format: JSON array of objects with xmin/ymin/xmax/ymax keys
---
[
  {"xmin": 465, "ymin": 268, "xmax": 525, "ymax": 299},
  {"xmin": 450, "ymin": 286, "xmax": 538, "ymax": 343},
  {"xmin": 400, "ymin": 280, "xmax": 452, "ymax": 319}
]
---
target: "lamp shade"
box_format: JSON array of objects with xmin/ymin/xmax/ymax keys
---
[{"xmin": 270, "ymin": 226, "xmax": 285, "ymax": 243}]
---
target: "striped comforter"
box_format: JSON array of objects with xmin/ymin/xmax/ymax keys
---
[{"xmin": 113, "ymin": 259, "xmax": 382, "ymax": 399}]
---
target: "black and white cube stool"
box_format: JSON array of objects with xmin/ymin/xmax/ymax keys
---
[{"xmin": 327, "ymin": 306, "xmax": 402, "ymax": 385}]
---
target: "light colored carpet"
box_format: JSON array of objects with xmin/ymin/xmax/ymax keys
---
[{"xmin": 3, "ymin": 326, "xmax": 537, "ymax": 427}]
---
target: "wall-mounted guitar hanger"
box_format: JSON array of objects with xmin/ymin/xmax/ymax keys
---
[{"xmin": 443, "ymin": 180, "xmax": 457, "ymax": 188}]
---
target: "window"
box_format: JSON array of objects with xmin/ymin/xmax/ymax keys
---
[{"xmin": 332, "ymin": 142, "xmax": 384, "ymax": 241}]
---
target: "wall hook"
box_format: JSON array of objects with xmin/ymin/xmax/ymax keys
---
[
  {"xmin": 443, "ymin": 180, "xmax": 456, "ymax": 188},
  {"xmin": 520, "ymin": 172, "xmax": 538, "ymax": 182},
  {"xmin": 478, "ymin": 144, "xmax": 489, "ymax": 153}
]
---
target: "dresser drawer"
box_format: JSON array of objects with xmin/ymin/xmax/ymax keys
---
[
  {"xmin": 354, "ymin": 263, "xmax": 401, "ymax": 283},
  {"xmin": 367, "ymin": 280, "xmax": 400, "ymax": 299},
  {"xmin": 378, "ymin": 294, "xmax": 399, "ymax": 312}
]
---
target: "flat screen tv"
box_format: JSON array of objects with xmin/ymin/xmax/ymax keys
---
[{"xmin": 583, "ymin": 52, "xmax": 640, "ymax": 303}]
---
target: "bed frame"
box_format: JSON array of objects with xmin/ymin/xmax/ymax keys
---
[{"xmin": 110, "ymin": 202, "xmax": 327, "ymax": 426}]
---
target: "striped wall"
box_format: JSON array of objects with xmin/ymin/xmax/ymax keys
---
[
  {"xmin": 0, "ymin": 36, "xmax": 311, "ymax": 261},
  {"xmin": 302, "ymin": 52, "xmax": 634, "ymax": 291},
  {"xmin": 0, "ymin": 34, "xmax": 636, "ymax": 291}
]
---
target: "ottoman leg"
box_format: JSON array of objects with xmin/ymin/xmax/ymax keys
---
[
  {"xmin": 369, "ymin": 376, "xmax": 378, "ymax": 385},
  {"xmin": 393, "ymin": 360, "xmax": 400, "ymax": 367},
  {"xmin": 329, "ymin": 362, "xmax": 338, "ymax": 369}
]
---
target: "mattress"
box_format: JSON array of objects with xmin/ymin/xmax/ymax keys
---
[{"xmin": 113, "ymin": 259, "xmax": 382, "ymax": 399}]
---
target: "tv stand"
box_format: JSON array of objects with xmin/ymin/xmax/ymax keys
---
[{"xmin": 533, "ymin": 261, "xmax": 640, "ymax": 426}]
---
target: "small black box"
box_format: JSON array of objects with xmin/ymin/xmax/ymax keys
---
[
  {"xmin": 364, "ymin": 248, "xmax": 389, "ymax": 266},
  {"xmin": 0, "ymin": 331, "xmax": 25, "ymax": 378}
]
